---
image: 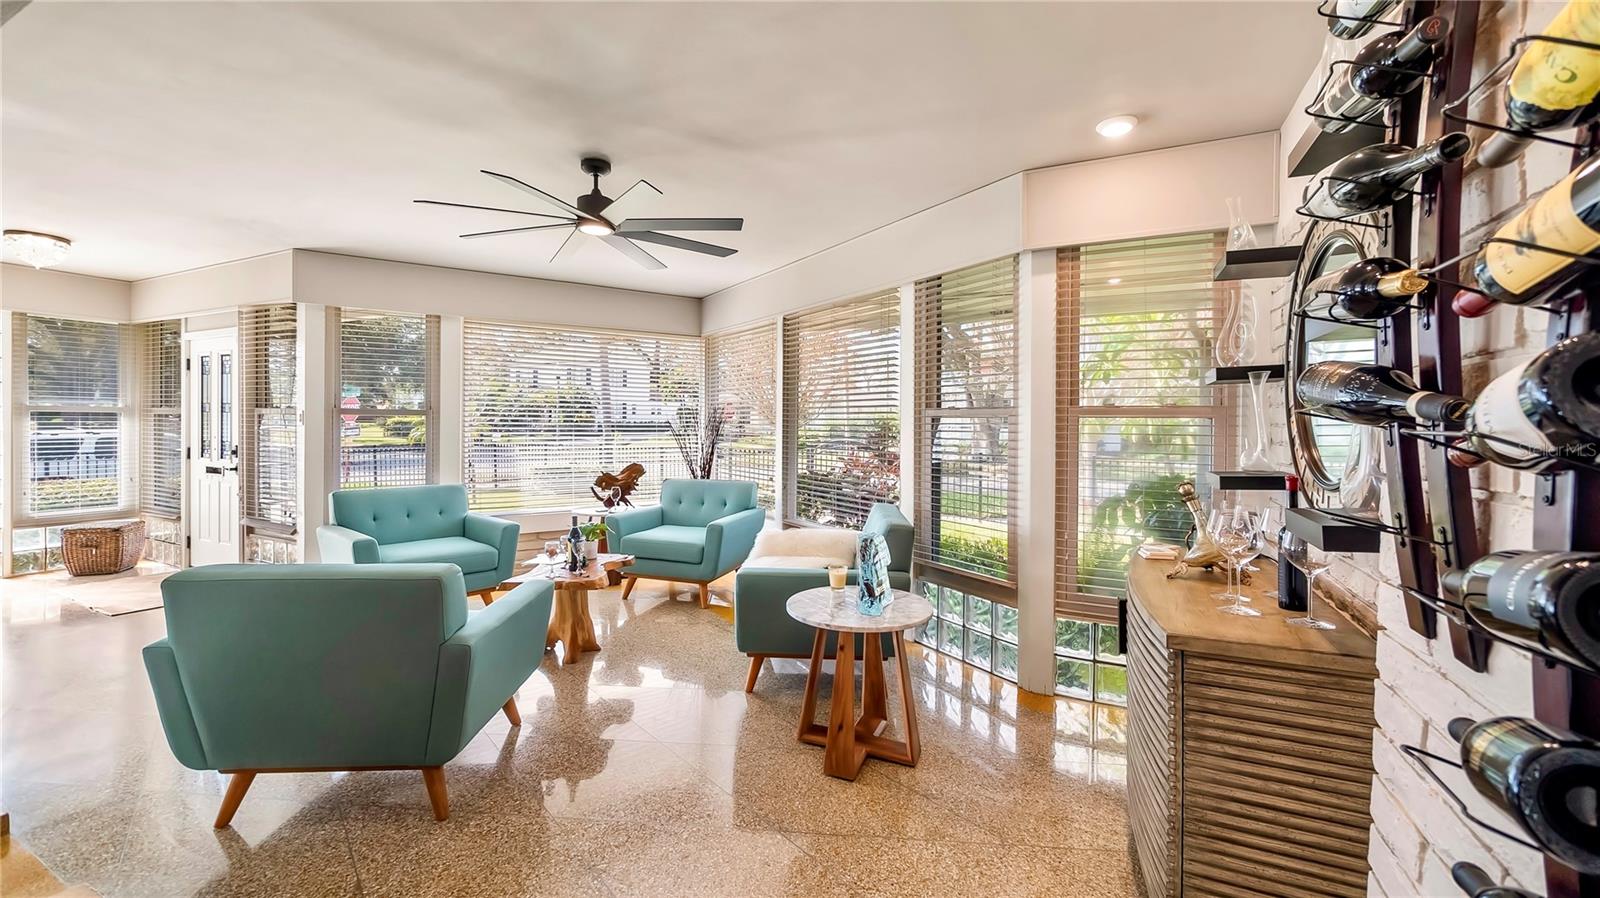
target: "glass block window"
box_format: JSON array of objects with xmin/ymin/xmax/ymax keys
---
[
  {"xmin": 10, "ymin": 526, "xmax": 64, "ymax": 574},
  {"xmin": 913, "ymin": 581, "xmax": 1020, "ymax": 683},
  {"xmin": 1055, "ymin": 616, "xmax": 1127, "ymax": 706}
]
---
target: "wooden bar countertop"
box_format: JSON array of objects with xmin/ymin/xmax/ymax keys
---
[{"xmin": 1126, "ymin": 556, "xmax": 1376, "ymax": 675}]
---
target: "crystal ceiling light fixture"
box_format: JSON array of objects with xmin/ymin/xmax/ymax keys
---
[{"xmin": 3, "ymin": 230, "xmax": 73, "ymax": 269}]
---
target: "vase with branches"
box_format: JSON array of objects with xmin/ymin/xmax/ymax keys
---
[{"xmin": 671, "ymin": 410, "xmax": 728, "ymax": 479}]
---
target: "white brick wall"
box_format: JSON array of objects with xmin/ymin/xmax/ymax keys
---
[{"xmin": 1257, "ymin": 3, "xmax": 1577, "ymax": 895}]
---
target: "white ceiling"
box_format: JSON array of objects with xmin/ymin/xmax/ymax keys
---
[{"xmin": 2, "ymin": 2, "xmax": 1322, "ymax": 297}]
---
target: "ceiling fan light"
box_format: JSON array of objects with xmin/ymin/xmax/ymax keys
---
[
  {"xmin": 577, "ymin": 219, "xmax": 615, "ymax": 237},
  {"xmin": 3, "ymin": 230, "xmax": 72, "ymax": 269}
]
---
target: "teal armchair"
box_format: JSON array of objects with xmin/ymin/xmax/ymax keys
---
[
  {"xmin": 316, "ymin": 484, "xmax": 520, "ymax": 600},
  {"xmin": 607, "ymin": 479, "xmax": 764, "ymax": 608},
  {"xmin": 143, "ymin": 563, "xmax": 552, "ymax": 826},
  {"xmin": 734, "ymin": 503, "xmax": 913, "ymax": 691}
]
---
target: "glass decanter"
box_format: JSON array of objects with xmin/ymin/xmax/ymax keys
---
[
  {"xmin": 1239, "ymin": 369, "xmax": 1274, "ymax": 471},
  {"xmin": 1227, "ymin": 195, "xmax": 1259, "ymax": 250},
  {"xmin": 1214, "ymin": 283, "xmax": 1257, "ymax": 366},
  {"xmin": 1338, "ymin": 425, "xmax": 1386, "ymax": 512}
]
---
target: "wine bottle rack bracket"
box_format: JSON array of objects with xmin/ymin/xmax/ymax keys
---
[
  {"xmin": 1314, "ymin": 0, "xmax": 1399, "ymax": 32},
  {"xmin": 1398, "ymin": 743, "xmax": 1545, "ymax": 853},
  {"xmin": 1296, "ymin": 177, "xmax": 1409, "ymax": 230},
  {"xmin": 1440, "ymin": 33, "xmax": 1600, "ymax": 155},
  {"xmin": 1304, "ymin": 59, "xmax": 1417, "ymax": 131},
  {"xmin": 1398, "ymin": 425, "xmax": 1600, "ymax": 477},
  {"xmin": 1400, "ymin": 584, "xmax": 1600, "ymax": 675}
]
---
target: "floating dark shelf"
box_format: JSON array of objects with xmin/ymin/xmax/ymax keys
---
[
  {"xmin": 1287, "ymin": 120, "xmax": 1386, "ymax": 179},
  {"xmin": 1204, "ymin": 364, "xmax": 1285, "ymax": 385},
  {"xmin": 1208, "ymin": 470, "xmax": 1294, "ymax": 491},
  {"xmin": 1285, "ymin": 507, "xmax": 1383, "ymax": 553},
  {"xmin": 1213, "ymin": 245, "xmax": 1301, "ymax": 281}
]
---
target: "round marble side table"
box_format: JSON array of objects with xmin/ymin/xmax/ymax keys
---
[{"xmin": 785, "ymin": 587, "xmax": 934, "ymax": 781}]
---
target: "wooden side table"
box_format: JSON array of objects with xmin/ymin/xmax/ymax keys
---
[
  {"xmin": 504, "ymin": 553, "xmax": 633, "ymax": 665},
  {"xmin": 785, "ymin": 587, "xmax": 934, "ymax": 781}
]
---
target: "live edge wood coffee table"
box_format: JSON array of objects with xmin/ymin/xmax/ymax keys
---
[
  {"xmin": 504, "ymin": 553, "xmax": 634, "ymax": 665},
  {"xmin": 785, "ymin": 587, "xmax": 934, "ymax": 781}
]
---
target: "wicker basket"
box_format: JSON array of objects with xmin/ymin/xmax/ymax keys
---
[{"xmin": 61, "ymin": 519, "xmax": 147, "ymax": 577}]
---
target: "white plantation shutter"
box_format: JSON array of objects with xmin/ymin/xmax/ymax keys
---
[
  {"xmin": 136, "ymin": 320, "xmax": 183, "ymax": 518},
  {"xmin": 705, "ymin": 322, "xmax": 777, "ymax": 510},
  {"xmin": 1056, "ymin": 232, "xmax": 1230, "ymax": 622},
  {"xmin": 334, "ymin": 309, "xmax": 439, "ymax": 490},
  {"xmin": 462, "ymin": 320, "xmax": 703, "ymax": 513},
  {"xmin": 240, "ymin": 304, "xmax": 299, "ymax": 531},
  {"xmin": 914, "ymin": 256, "xmax": 1018, "ymax": 593},
  {"xmin": 13, "ymin": 314, "xmax": 131, "ymax": 522},
  {"xmin": 782, "ymin": 289, "xmax": 901, "ymax": 529}
]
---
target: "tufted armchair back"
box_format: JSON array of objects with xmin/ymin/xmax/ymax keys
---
[
  {"xmin": 328, "ymin": 484, "xmax": 468, "ymax": 545},
  {"xmin": 659, "ymin": 479, "xmax": 759, "ymax": 527}
]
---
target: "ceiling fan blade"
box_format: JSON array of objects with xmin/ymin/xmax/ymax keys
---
[
  {"xmin": 616, "ymin": 218, "xmax": 743, "ymax": 233},
  {"xmin": 622, "ymin": 231, "xmax": 737, "ymax": 257},
  {"xmin": 481, "ymin": 169, "xmax": 585, "ymax": 217},
  {"xmin": 603, "ymin": 178, "xmax": 664, "ymax": 221},
  {"xmin": 549, "ymin": 228, "xmax": 578, "ymax": 264},
  {"xmin": 460, "ymin": 223, "xmax": 574, "ymax": 239},
  {"xmin": 601, "ymin": 235, "xmax": 666, "ymax": 270},
  {"xmin": 413, "ymin": 199, "xmax": 573, "ymax": 221}
]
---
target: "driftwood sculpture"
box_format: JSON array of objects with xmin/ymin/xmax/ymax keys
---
[{"xmin": 592, "ymin": 463, "xmax": 645, "ymax": 508}]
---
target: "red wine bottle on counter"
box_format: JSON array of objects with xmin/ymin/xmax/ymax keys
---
[
  {"xmin": 1477, "ymin": 0, "xmax": 1600, "ymax": 168},
  {"xmin": 1302, "ymin": 256, "xmax": 1431, "ymax": 320},
  {"xmin": 1313, "ymin": 16, "xmax": 1450, "ymax": 134},
  {"xmin": 1326, "ymin": 0, "xmax": 1400, "ymax": 39},
  {"xmin": 1301, "ymin": 134, "xmax": 1472, "ymax": 219},
  {"xmin": 1451, "ymin": 862, "xmax": 1544, "ymax": 898},
  {"xmin": 1453, "ymin": 156, "xmax": 1600, "ymax": 317},
  {"xmin": 1441, "ymin": 550, "xmax": 1600, "ymax": 670},
  {"xmin": 1448, "ymin": 716, "xmax": 1600, "ymax": 874},
  {"xmin": 1450, "ymin": 333, "xmax": 1600, "ymax": 472},
  {"xmin": 1296, "ymin": 361, "xmax": 1472, "ymax": 426},
  {"xmin": 1276, "ymin": 475, "xmax": 1308, "ymax": 612}
]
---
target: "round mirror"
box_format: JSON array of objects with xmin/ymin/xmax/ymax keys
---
[{"xmin": 1287, "ymin": 225, "xmax": 1383, "ymax": 509}]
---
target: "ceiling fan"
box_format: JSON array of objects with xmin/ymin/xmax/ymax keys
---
[{"xmin": 414, "ymin": 157, "xmax": 743, "ymax": 270}]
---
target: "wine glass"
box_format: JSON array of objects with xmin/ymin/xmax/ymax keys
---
[
  {"xmin": 1283, "ymin": 537, "xmax": 1336, "ymax": 630},
  {"xmin": 1209, "ymin": 502, "xmax": 1250, "ymax": 604},
  {"xmin": 1256, "ymin": 505, "xmax": 1282, "ymax": 600},
  {"xmin": 543, "ymin": 539, "xmax": 563, "ymax": 576},
  {"xmin": 1217, "ymin": 507, "xmax": 1263, "ymax": 618}
]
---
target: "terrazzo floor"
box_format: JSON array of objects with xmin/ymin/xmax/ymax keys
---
[{"xmin": 1, "ymin": 571, "xmax": 1135, "ymax": 897}]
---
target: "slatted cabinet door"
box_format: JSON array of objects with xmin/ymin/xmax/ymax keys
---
[{"xmin": 1126, "ymin": 596, "xmax": 1180, "ymax": 898}]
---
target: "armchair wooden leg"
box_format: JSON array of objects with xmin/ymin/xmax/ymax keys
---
[
  {"xmin": 698, "ymin": 582, "xmax": 710, "ymax": 609},
  {"xmin": 473, "ymin": 588, "xmax": 496, "ymax": 606},
  {"xmin": 421, "ymin": 767, "xmax": 449, "ymax": 821},
  {"xmin": 214, "ymin": 771, "xmax": 257, "ymax": 829},
  {"xmin": 745, "ymin": 655, "xmax": 765, "ymax": 693},
  {"xmin": 502, "ymin": 697, "xmax": 522, "ymax": 727},
  {"xmin": 620, "ymin": 575, "xmax": 637, "ymax": 601}
]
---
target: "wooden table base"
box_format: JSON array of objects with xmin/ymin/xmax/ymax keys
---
[
  {"xmin": 797, "ymin": 629, "xmax": 920, "ymax": 780},
  {"xmin": 546, "ymin": 585, "xmax": 601, "ymax": 664}
]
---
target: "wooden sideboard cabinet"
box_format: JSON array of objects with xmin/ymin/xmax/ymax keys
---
[{"xmin": 1124, "ymin": 557, "xmax": 1378, "ymax": 898}]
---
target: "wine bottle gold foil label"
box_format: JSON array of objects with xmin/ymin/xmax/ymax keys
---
[
  {"xmin": 1483, "ymin": 172, "xmax": 1600, "ymax": 295},
  {"xmin": 1508, "ymin": 0, "xmax": 1600, "ymax": 111}
]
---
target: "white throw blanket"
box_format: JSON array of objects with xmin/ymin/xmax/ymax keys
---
[{"xmin": 745, "ymin": 528, "xmax": 859, "ymax": 569}]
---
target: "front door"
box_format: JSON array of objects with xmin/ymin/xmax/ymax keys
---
[{"xmin": 187, "ymin": 330, "xmax": 241, "ymax": 565}]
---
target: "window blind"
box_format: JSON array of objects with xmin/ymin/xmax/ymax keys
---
[
  {"xmin": 914, "ymin": 256, "xmax": 1018, "ymax": 591},
  {"xmin": 705, "ymin": 322, "xmax": 777, "ymax": 510},
  {"xmin": 240, "ymin": 303, "xmax": 298, "ymax": 531},
  {"xmin": 136, "ymin": 320, "xmax": 183, "ymax": 519},
  {"xmin": 462, "ymin": 319, "xmax": 704, "ymax": 513},
  {"xmin": 335, "ymin": 309, "xmax": 439, "ymax": 490},
  {"xmin": 1055, "ymin": 232, "xmax": 1228, "ymax": 622},
  {"xmin": 14, "ymin": 314, "xmax": 129, "ymax": 521},
  {"xmin": 782, "ymin": 289, "xmax": 900, "ymax": 529}
]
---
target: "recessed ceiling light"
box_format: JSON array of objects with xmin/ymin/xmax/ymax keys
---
[
  {"xmin": 1095, "ymin": 115, "xmax": 1138, "ymax": 138},
  {"xmin": 3, "ymin": 229, "xmax": 72, "ymax": 269},
  {"xmin": 1106, "ymin": 277, "xmax": 1123, "ymax": 285}
]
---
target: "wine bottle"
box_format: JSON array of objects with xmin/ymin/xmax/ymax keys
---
[
  {"xmin": 1277, "ymin": 475, "xmax": 1309, "ymax": 612},
  {"xmin": 1478, "ymin": 0, "xmax": 1600, "ymax": 168},
  {"xmin": 1314, "ymin": 16, "xmax": 1450, "ymax": 134},
  {"xmin": 1301, "ymin": 134, "xmax": 1472, "ymax": 219},
  {"xmin": 566, "ymin": 514, "xmax": 583, "ymax": 572},
  {"xmin": 1303, "ymin": 256, "xmax": 1431, "ymax": 320},
  {"xmin": 1451, "ymin": 862, "xmax": 1544, "ymax": 898},
  {"xmin": 1296, "ymin": 361, "xmax": 1472, "ymax": 426},
  {"xmin": 1449, "ymin": 716, "xmax": 1600, "ymax": 874},
  {"xmin": 1441, "ymin": 550, "xmax": 1600, "ymax": 670},
  {"xmin": 1455, "ymin": 332, "xmax": 1600, "ymax": 472},
  {"xmin": 1453, "ymin": 156, "xmax": 1600, "ymax": 317},
  {"xmin": 1326, "ymin": 0, "xmax": 1400, "ymax": 40}
]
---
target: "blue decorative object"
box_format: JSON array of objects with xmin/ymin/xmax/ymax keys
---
[{"xmin": 855, "ymin": 532, "xmax": 893, "ymax": 616}]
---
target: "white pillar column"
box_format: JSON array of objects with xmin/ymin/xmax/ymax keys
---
[
  {"xmin": 1016, "ymin": 249, "xmax": 1058, "ymax": 695},
  {"xmin": 897, "ymin": 283, "xmax": 916, "ymax": 522},
  {"xmin": 297, "ymin": 303, "xmax": 330, "ymax": 562},
  {"xmin": 772, "ymin": 316, "xmax": 787, "ymax": 524},
  {"xmin": 437, "ymin": 315, "xmax": 464, "ymax": 485}
]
